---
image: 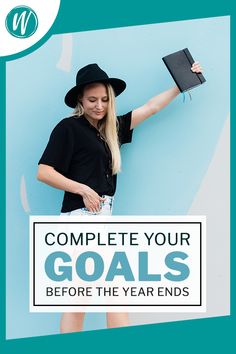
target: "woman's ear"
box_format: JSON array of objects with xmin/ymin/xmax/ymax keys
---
[
  {"xmin": 77, "ymin": 96, "xmax": 83, "ymax": 106},
  {"xmin": 78, "ymin": 92, "xmax": 84, "ymax": 104}
]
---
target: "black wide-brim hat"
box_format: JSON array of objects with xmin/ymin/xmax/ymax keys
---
[{"xmin": 65, "ymin": 63, "xmax": 126, "ymax": 108}]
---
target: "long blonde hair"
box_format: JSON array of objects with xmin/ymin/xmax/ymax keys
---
[{"xmin": 72, "ymin": 83, "xmax": 121, "ymax": 174}]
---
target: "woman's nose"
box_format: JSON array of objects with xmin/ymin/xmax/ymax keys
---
[{"xmin": 95, "ymin": 100, "xmax": 103, "ymax": 109}]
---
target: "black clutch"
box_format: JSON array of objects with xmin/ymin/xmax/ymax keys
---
[{"xmin": 162, "ymin": 48, "xmax": 206, "ymax": 92}]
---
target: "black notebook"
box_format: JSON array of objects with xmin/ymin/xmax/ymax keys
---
[{"xmin": 162, "ymin": 48, "xmax": 206, "ymax": 92}]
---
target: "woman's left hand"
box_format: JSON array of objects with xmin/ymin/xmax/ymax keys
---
[{"xmin": 191, "ymin": 62, "xmax": 203, "ymax": 73}]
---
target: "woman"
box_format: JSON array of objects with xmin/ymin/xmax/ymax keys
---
[{"xmin": 37, "ymin": 62, "xmax": 202, "ymax": 332}]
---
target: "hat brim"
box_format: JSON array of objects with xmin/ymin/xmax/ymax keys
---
[{"xmin": 64, "ymin": 78, "xmax": 126, "ymax": 108}]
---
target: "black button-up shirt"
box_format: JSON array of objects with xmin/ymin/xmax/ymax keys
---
[{"xmin": 38, "ymin": 112, "xmax": 133, "ymax": 212}]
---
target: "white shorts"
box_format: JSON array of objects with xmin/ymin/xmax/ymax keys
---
[{"xmin": 60, "ymin": 195, "xmax": 114, "ymax": 216}]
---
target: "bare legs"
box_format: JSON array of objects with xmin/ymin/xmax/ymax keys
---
[
  {"xmin": 60, "ymin": 313, "xmax": 85, "ymax": 333},
  {"xmin": 106, "ymin": 312, "xmax": 129, "ymax": 328},
  {"xmin": 60, "ymin": 312, "xmax": 129, "ymax": 333}
]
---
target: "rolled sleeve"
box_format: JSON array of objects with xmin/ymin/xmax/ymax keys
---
[
  {"xmin": 117, "ymin": 111, "xmax": 133, "ymax": 145},
  {"xmin": 38, "ymin": 120, "xmax": 74, "ymax": 174}
]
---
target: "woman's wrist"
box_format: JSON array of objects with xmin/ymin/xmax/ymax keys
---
[
  {"xmin": 173, "ymin": 85, "xmax": 181, "ymax": 95},
  {"xmin": 74, "ymin": 182, "xmax": 86, "ymax": 197}
]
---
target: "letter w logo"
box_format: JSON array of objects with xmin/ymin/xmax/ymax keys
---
[{"xmin": 13, "ymin": 10, "xmax": 32, "ymax": 36}]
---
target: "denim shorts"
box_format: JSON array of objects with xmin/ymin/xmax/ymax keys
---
[{"xmin": 61, "ymin": 195, "xmax": 114, "ymax": 216}]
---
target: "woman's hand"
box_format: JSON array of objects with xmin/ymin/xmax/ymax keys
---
[
  {"xmin": 191, "ymin": 61, "xmax": 203, "ymax": 73},
  {"xmin": 79, "ymin": 184, "xmax": 106, "ymax": 212}
]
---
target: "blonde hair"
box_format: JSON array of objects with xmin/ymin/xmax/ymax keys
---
[{"xmin": 72, "ymin": 83, "xmax": 121, "ymax": 174}]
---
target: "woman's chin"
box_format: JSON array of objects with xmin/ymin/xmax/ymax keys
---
[{"xmin": 92, "ymin": 113, "xmax": 106, "ymax": 120}]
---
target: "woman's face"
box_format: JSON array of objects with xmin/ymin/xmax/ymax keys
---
[{"xmin": 80, "ymin": 83, "xmax": 109, "ymax": 123}]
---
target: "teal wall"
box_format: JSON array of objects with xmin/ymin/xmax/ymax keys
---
[{"xmin": 6, "ymin": 16, "xmax": 229, "ymax": 338}]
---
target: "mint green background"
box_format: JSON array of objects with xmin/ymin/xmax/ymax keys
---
[{"xmin": 1, "ymin": 0, "xmax": 235, "ymax": 353}]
